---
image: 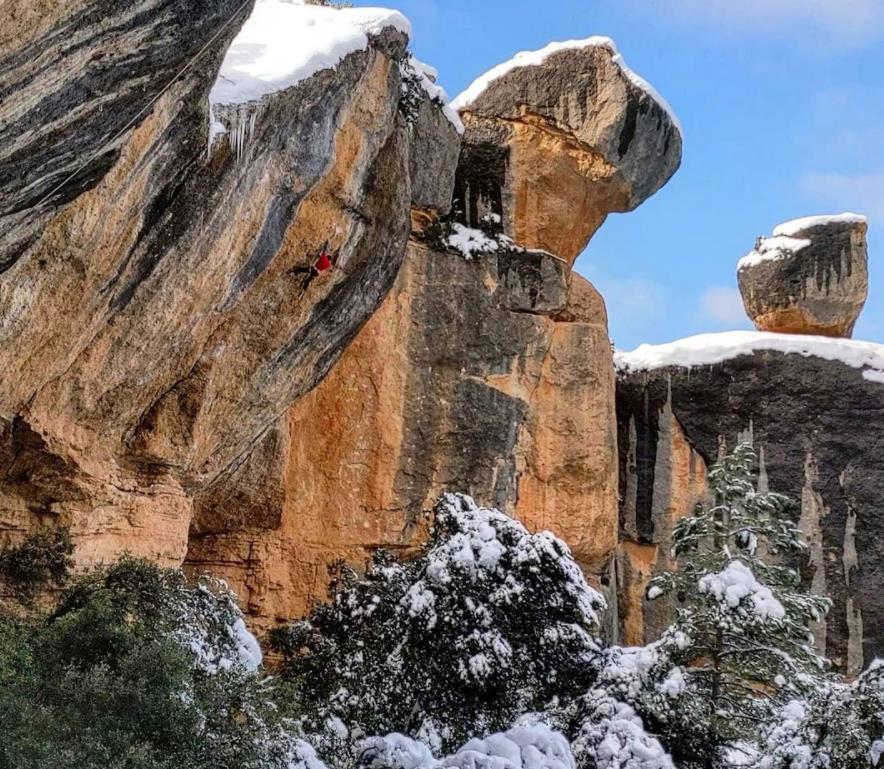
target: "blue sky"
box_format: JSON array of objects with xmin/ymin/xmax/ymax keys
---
[{"xmin": 364, "ymin": 0, "xmax": 884, "ymax": 350}]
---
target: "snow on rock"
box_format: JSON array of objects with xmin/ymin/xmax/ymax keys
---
[
  {"xmin": 408, "ymin": 56, "xmax": 464, "ymax": 135},
  {"xmin": 209, "ymin": 0, "xmax": 411, "ymax": 145},
  {"xmin": 446, "ymin": 223, "xmax": 506, "ymax": 259},
  {"xmin": 772, "ymin": 212, "xmax": 868, "ymax": 238},
  {"xmin": 212, "ymin": 0, "xmax": 410, "ymax": 105},
  {"xmin": 698, "ymin": 560, "xmax": 785, "ymax": 620},
  {"xmin": 451, "ymin": 37, "xmax": 682, "ymax": 135},
  {"xmin": 737, "ymin": 235, "xmax": 811, "ymax": 271},
  {"xmin": 443, "ymin": 724, "xmax": 574, "ymax": 769},
  {"xmin": 615, "ymin": 331, "xmax": 884, "ymax": 384}
]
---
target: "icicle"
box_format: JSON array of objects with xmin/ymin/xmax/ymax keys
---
[{"xmin": 207, "ymin": 102, "xmax": 261, "ymax": 161}]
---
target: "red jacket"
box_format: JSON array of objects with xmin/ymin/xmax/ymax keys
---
[{"xmin": 314, "ymin": 251, "xmax": 333, "ymax": 273}]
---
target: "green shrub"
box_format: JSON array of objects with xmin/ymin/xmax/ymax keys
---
[
  {"xmin": 0, "ymin": 527, "xmax": 73, "ymax": 601},
  {"xmin": 0, "ymin": 558, "xmax": 303, "ymax": 769},
  {"xmin": 269, "ymin": 493, "xmax": 606, "ymax": 760}
]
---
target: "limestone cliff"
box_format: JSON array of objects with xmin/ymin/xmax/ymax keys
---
[
  {"xmin": 1, "ymin": 1, "xmax": 684, "ymax": 633},
  {"xmin": 186, "ymin": 38, "xmax": 683, "ymax": 626},
  {"xmin": 615, "ymin": 333, "xmax": 884, "ymax": 674},
  {"xmin": 0, "ymin": 0, "xmax": 446, "ymax": 572}
]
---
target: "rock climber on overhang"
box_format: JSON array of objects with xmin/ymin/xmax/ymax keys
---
[{"xmin": 290, "ymin": 240, "xmax": 337, "ymax": 294}]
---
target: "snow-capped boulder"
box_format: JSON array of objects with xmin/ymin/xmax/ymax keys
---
[
  {"xmin": 452, "ymin": 38, "xmax": 682, "ymax": 263},
  {"xmin": 737, "ymin": 214, "xmax": 868, "ymax": 337}
]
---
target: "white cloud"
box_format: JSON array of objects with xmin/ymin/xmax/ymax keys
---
[
  {"xmin": 650, "ymin": 0, "xmax": 884, "ymax": 46},
  {"xmin": 798, "ymin": 171, "xmax": 884, "ymax": 221},
  {"xmin": 699, "ymin": 286, "xmax": 748, "ymax": 326}
]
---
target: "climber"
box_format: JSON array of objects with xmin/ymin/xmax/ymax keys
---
[
  {"xmin": 312, "ymin": 241, "xmax": 334, "ymax": 276},
  {"xmin": 289, "ymin": 241, "xmax": 336, "ymax": 293}
]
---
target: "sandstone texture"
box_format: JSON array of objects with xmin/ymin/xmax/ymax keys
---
[
  {"xmin": 0, "ymin": 0, "xmax": 446, "ymax": 571},
  {"xmin": 186, "ymin": 241, "xmax": 620, "ymax": 628},
  {"xmin": 185, "ymin": 40, "xmax": 684, "ymax": 627},
  {"xmin": 616, "ymin": 340, "xmax": 884, "ymax": 674},
  {"xmin": 738, "ymin": 214, "xmax": 868, "ymax": 337},
  {"xmin": 452, "ymin": 41, "xmax": 682, "ymax": 263}
]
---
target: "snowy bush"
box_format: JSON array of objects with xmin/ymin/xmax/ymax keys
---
[
  {"xmin": 571, "ymin": 690, "xmax": 675, "ymax": 769},
  {"xmin": 358, "ymin": 733, "xmax": 438, "ymax": 769},
  {"xmin": 270, "ymin": 493, "xmax": 606, "ymax": 759},
  {"xmin": 443, "ymin": 724, "xmax": 574, "ymax": 769},
  {"xmin": 0, "ymin": 557, "xmax": 299, "ymax": 769},
  {"xmin": 355, "ymin": 724, "xmax": 576, "ymax": 769},
  {"xmin": 751, "ymin": 660, "xmax": 884, "ymax": 769}
]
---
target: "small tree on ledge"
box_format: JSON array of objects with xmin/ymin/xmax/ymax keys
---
[{"xmin": 646, "ymin": 443, "xmax": 831, "ymax": 768}]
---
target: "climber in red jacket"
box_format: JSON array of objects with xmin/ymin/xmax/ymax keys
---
[
  {"xmin": 290, "ymin": 241, "xmax": 336, "ymax": 294},
  {"xmin": 312, "ymin": 242, "xmax": 334, "ymax": 276}
]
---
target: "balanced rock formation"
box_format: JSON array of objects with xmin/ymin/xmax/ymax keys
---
[
  {"xmin": 186, "ymin": 38, "xmax": 683, "ymax": 627},
  {"xmin": 737, "ymin": 213, "xmax": 868, "ymax": 337},
  {"xmin": 451, "ymin": 38, "xmax": 682, "ymax": 263},
  {"xmin": 0, "ymin": 0, "xmax": 453, "ymax": 570},
  {"xmin": 615, "ymin": 332, "xmax": 884, "ymax": 674}
]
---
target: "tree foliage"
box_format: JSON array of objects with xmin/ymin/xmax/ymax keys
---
[
  {"xmin": 270, "ymin": 493, "xmax": 606, "ymax": 757},
  {"xmin": 0, "ymin": 527, "xmax": 73, "ymax": 602},
  {"xmin": 640, "ymin": 443, "xmax": 831, "ymax": 767},
  {"xmin": 0, "ymin": 558, "xmax": 303, "ymax": 769}
]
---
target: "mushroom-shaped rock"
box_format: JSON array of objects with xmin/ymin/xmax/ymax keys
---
[
  {"xmin": 737, "ymin": 214, "xmax": 869, "ymax": 338},
  {"xmin": 450, "ymin": 38, "xmax": 683, "ymax": 263}
]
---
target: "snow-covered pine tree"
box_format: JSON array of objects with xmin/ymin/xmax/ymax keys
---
[
  {"xmin": 645, "ymin": 442, "xmax": 831, "ymax": 767},
  {"xmin": 754, "ymin": 660, "xmax": 884, "ymax": 769}
]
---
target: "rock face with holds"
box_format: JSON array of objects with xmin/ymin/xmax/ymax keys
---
[
  {"xmin": 0, "ymin": 0, "xmax": 449, "ymax": 571},
  {"xmin": 1, "ymin": 0, "xmax": 684, "ymax": 628},
  {"xmin": 186, "ymin": 37, "xmax": 684, "ymax": 626},
  {"xmin": 737, "ymin": 214, "xmax": 869, "ymax": 337}
]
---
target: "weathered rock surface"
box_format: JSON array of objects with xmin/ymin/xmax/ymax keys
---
[
  {"xmin": 186, "ymin": 239, "xmax": 619, "ymax": 627},
  {"xmin": 185, "ymin": 39, "xmax": 685, "ymax": 627},
  {"xmin": 738, "ymin": 214, "xmax": 868, "ymax": 337},
  {"xmin": 1, "ymin": 1, "xmax": 684, "ymax": 636},
  {"xmin": 0, "ymin": 0, "xmax": 437, "ymax": 569},
  {"xmin": 615, "ymin": 334, "xmax": 884, "ymax": 673},
  {"xmin": 452, "ymin": 40, "xmax": 682, "ymax": 263}
]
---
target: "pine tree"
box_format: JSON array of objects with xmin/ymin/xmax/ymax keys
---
[{"xmin": 645, "ymin": 443, "xmax": 831, "ymax": 767}]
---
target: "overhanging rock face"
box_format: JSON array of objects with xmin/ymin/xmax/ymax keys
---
[
  {"xmin": 452, "ymin": 39, "xmax": 682, "ymax": 264},
  {"xmin": 186, "ymin": 241, "xmax": 620, "ymax": 628},
  {"xmin": 0, "ymin": 0, "xmax": 427, "ymax": 571},
  {"xmin": 185, "ymin": 36, "xmax": 684, "ymax": 628},
  {"xmin": 615, "ymin": 333, "xmax": 884, "ymax": 674}
]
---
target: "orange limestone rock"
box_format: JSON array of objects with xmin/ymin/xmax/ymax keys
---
[
  {"xmin": 0, "ymin": 0, "xmax": 450, "ymax": 572},
  {"xmin": 187, "ymin": 37, "xmax": 683, "ymax": 628},
  {"xmin": 451, "ymin": 39, "xmax": 682, "ymax": 264},
  {"xmin": 186, "ymin": 241, "xmax": 619, "ymax": 627}
]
